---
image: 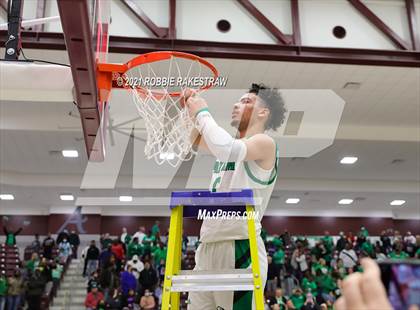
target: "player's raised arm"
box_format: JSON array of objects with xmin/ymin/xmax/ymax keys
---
[{"xmin": 186, "ymin": 94, "xmax": 275, "ymax": 164}]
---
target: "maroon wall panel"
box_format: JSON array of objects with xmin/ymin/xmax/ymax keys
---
[
  {"xmin": 47, "ymin": 214, "xmax": 102, "ymax": 234},
  {"xmin": 100, "ymin": 216, "xmax": 201, "ymax": 236},
  {"xmin": 0, "ymin": 215, "xmax": 48, "ymax": 235},
  {"xmin": 1, "ymin": 215, "xmax": 418, "ymax": 236}
]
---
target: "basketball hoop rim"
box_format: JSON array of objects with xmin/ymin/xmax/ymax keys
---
[{"xmin": 97, "ymin": 51, "xmax": 219, "ymax": 99}]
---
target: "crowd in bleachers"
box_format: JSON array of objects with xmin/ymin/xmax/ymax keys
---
[
  {"xmin": 0, "ymin": 228, "xmax": 80, "ymax": 310},
  {"xmin": 78, "ymin": 223, "xmax": 420, "ymax": 310},
  {"xmin": 1, "ymin": 223, "xmax": 419, "ymax": 310}
]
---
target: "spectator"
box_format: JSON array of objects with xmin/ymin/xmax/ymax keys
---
[
  {"xmin": 267, "ymin": 288, "xmax": 288, "ymax": 310},
  {"xmin": 58, "ymin": 237, "xmax": 71, "ymax": 264},
  {"xmin": 121, "ymin": 227, "xmax": 132, "ymax": 245},
  {"xmin": 85, "ymin": 284, "xmax": 104, "ymax": 310},
  {"xmin": 120, "ymin": 266, "xmax": 137, "ymax": 297},
  {"xmin": 50, "ymin": 261, "xmax": 63, "ymax": 296},
  {"xmin": 336, "ymin": 232, "xmax": 347, "ymax": 252},
  {"xmin": 25, "ymin": 252, "xmax": 40, "ymax": 274},
  {"xmin": 380, "ymin": 230, "xmax": 392, "ymax": 254},
  {"xmin": 84, "ymin": 240, "xmax": 100, "ymax": 278},
  {"xmin": 288, "ymin": 288, "xmax": 305, "ymax": 309},
  {"xmin": 87, "ymin": 271, "xmax": 100, "ymax": 293},
  {"xmin": 123, "ymin": 288, "xmax": 138, "ymax": 309},
  {"xmin": 105, "ymin": 288, "xmax": 122, "ymax": 310},
  {"xmin": 30, "ymin": 234, "xmax": 42, "ymax": 254},
  {"xmin": 132, "ymin": 227, "xmax": 146, "ymax": 244},
  {"xmin": 266, "ymin": 256, "xmax": 278, "ymax": 294},
  {"xmin": 42, "ymin": 233, "xmax": 55, "ymax": 259},
  {"xmin": 6, "ymin": 270, "xmax": 24, "ymax": 310},
  {"xmin": 338, "ymin": 243, "xmax": 357, "ymax": 269},
  {"xmin": 151, "ymin": 221, "xmax": 160, "ymax": 238},
  {"xmin": 2, "ymin": 226, "xmax": 22, "ymax": 246},
  {"xmin": 139, "ymin": 289, "xmax": 156, "ymax": 309},
  {"xmin": 296, "ymin": 247, "xmax": 309, "ymax": 279},
  {"xmin": 101, "ymin": 233, "xmax": 113, "ymax": 250},
  {"xmin": 100, "ymin": 256, "xmax": 119, "ymax": 300},
  {"xmin": 99, "ymin": 244, "xmax": 114, "ymax": 268},
  {"xmin": 56, "ymin": 229, "xmax": 69, "ymax": 245},
  {"xmin": 301, "ymin": 293, "xmax": 321, "ymax": 310},
  {"xmin": 302, "ymin": 271, "xmax": 317, "ymax": 296},
  {"xmin": 151, "ymin": 243, "xmax": 167, "ymax": 269},
  {"xmin": 126, "ymin": 255, "xmax": 144, "ymax": 280},
  {"xmin": 142, "ymin": 231, "xmax": 155, "ymax": 256},
  {"xmin": 375, "ymin": 246, "xmax": 387, "ymax": 262},
  {"xmin": 111, "ymin": 240, "xmax": 125, "ymax": 272},
  {"xmin": 127, "ymin": 237, "xmax": 143, "ymax": 260},
  {"xmin": 138, "ymin": 262, "xmax": 158, "ymax": 295},
  {"xmin": 26, "ymin": 269, "xmax": 47, "ymax": 310},
  {"xmin": 389, "ymin": 242, "xmax": 409, "ymax": 259},
  {"xmin": 0, "ymin": 272, "xmax": 7, "ymax": 310},
  {"xmin": 69, "ymin": 230, "xmax": 80, "ymax": 259},
  {"xmin": 157, "ymin": 259, "xmax": 166, "ymax": 284}
]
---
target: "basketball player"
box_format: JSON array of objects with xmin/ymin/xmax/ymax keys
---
[{"xmin": 184, "ymin": 84, "xmax": 287, "ymax": 310}]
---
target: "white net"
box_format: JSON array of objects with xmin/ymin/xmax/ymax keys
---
[{"xmin": 121, "ymin": 53, "xmax": 216, "ymax": 167}]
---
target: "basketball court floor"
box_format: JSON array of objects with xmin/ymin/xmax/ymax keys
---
[{"xmin": 0, "ymin": 0, "xmax": 419, "ymax": 309}]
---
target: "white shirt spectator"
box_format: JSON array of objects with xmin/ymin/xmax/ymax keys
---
[
  {"xmin": 404, "ymin": 233, "xmax": 416, "ymax": 245},
  {"xmin": 339, "ymin": 249, "xmax": 358, "ymax": 268},
  {"xmin": 296, "ymin": 254, "xmax": 308, "ymax": 272},
  {"xmin": 126, "ymin": 255, "xmax": 144, "ymax": 279},
  {"xmin": 132, "ymin": 231, "xmax": 146, "ymax": 244}
]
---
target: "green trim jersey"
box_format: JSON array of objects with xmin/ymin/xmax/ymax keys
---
[{"xmin": 199, "ymin": 138, "xmax": 279, "ymax": 243}]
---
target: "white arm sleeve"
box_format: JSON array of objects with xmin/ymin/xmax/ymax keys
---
[{"xmin": 195, "ymin": 110, "xmax": 247, "ymax": 162}]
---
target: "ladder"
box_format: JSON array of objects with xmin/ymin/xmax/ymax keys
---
[{"xmin": 162, "ymin": 189, "xmax": 265, "ymax": 310}]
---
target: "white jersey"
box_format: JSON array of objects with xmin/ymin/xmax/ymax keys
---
[{"xmin": 199, "ymin": 138, "xmax": 278, "ymax": 243}]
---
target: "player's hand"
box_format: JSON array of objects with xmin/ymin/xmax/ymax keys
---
[
  {"xmin": 182, "ymin": 88, "xmax": 208, "ymax": 118},
  {"xmin": 334, "ymin": 258, "xmax": 392, "ymax": 310}
]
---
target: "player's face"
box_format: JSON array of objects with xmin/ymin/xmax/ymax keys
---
[{"xmin": 231, "ymin": 93, "xmax": 265, "ymax": 131}]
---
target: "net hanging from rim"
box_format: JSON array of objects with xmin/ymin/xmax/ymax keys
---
[{"xmin": 118, "ymin": 51, "xmax": 218, "ymax": 167}]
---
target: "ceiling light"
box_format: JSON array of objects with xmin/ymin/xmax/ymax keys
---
[
  {"xmin": 340, "ymin": 156, "xmax": 358, "ymax": 164},
  {"xmin": 60, "ymin": 194, "xmax": 74, "ymax": 201},
  {"xmin": 119, "ymin": 196, "xmax": 133, "ymax": 202},
  {"xmin": 390, "ymin": 200, "xmax": 405, "ymax": 206},
  {"xmin": 286, "ymin": 198, "xmax": 300, "ymax": 204},
  {"xmin": 62, "ymin": 150, "xmax": 79, "ymax": 158},
  {"xmin": 0, "ymin": 194, "xmax": 14, "ymax": 200},
  {"xmin": 339, "ymin": 199, "xmax": 353, "ymax": 205}
]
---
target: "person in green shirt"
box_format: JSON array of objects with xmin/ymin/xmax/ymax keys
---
[
  {"xmin": 25, "ymin": 252, "xmax": 40, "ymax": 273},
  {"xmin": 3, "ymin": 226, "xmax": 22, "ymax": 246},
  {"xmin": 142, "ymin": 231, "xmax": 156, "ymax": 255},
  {"xmin": 315, "ymin": 269, "xmax": 336, "ymax": 295},
  {"xmin": 152, "ymin": 243, "xmax": 167, "ymax": 268},
  {"xmin": 301, "ymin": 271, "xmax": 318, "ymax": 296},
  {"xmin": 272, "ymin": 235, "xmax": 283, "ymax": 249},
  {"xmin": 359, "ymin": 226, "xmax": 369, "ymax": 238},
  {"xmin": 273, "ymin": 247, "xmax": 285, "ymax": 265},
  {"xmin": 388, "ymin": 245, "xmax": 409, "ymax": 259},
  {"xmin": 287, "ymin": 288, "xmax": 305, "ymax": 309},
  {"xmin": 0, "ymin": 272, "xmax": 8, "ymax": 310},
  {"xmin": 360, "ymin": 239, "xmax": 374, "ymax": 257},
  {"xmin": 127, "ymin": 237, "xmax": 143, "ymax": 259},
  {"xmin": 151, "ymin": 221, "xmax": 160, "ymax": 237},
  {"xmin": 322, "ymin": 231, "xmax": 334, "ymax": 252}
]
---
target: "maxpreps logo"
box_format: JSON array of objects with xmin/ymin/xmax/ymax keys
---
[{"xmin": 197, "ymin": 209, "xmax": 260, "ymax": 220}]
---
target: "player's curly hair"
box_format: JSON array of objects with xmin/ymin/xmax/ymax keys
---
[{"xmin": 249, "ymin": 83, "xmax": 287, "ymax": 131}]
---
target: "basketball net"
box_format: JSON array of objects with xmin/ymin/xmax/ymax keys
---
[{"xmin": 120, "ymin": 54, "xmax": 216, "ymax": 167}]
